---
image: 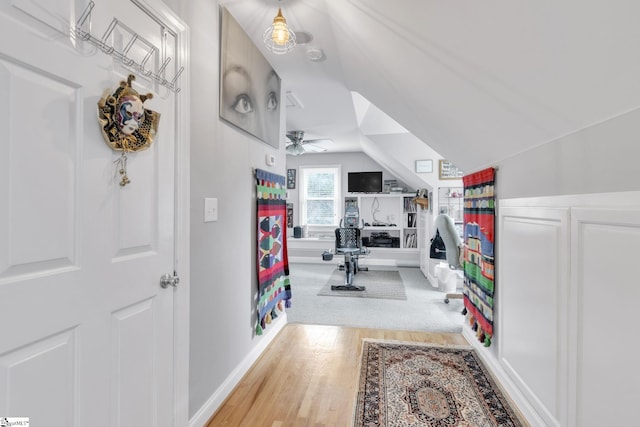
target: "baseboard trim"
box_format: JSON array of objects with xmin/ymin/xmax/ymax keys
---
[
  {"xmin": 188, "ymin": 316, "xmax": 288, "ymax": 427},
  {"xmin": 462, "ymin": 325, "xmax": 546, "ymax": 427}
]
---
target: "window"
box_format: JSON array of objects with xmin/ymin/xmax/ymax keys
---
[{"xmin": 299, "ymin": 165, "xmax": 341, "ymax": 226}]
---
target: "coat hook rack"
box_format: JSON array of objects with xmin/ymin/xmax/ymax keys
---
[{"xmin": 75, "ymin": 1, "xmax": 184, "ymax": 93}]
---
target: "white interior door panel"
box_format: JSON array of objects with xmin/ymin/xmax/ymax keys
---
[{"xmin": 0, "ymin": 1, "xmax": 181, "ymax": 426}]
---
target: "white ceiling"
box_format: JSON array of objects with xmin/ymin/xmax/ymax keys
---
[{"xmin": 221, "ymin": 0, "xmax": 640, "ymax": 172}]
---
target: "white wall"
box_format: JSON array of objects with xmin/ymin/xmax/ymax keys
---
[
  {"xmin": 495, "ymin": 107, "xmax": 640, "ymax": 198},
  {"xmin": 171, "ymin": 1, "xmax": 289, "ymax": 423},
  {"xmin": 285, "ymin": 151, "xmax": 410, "ymax": 230}
]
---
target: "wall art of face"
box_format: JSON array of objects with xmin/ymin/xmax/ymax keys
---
[
  {"xmin": 117, "ymin": 95, "xmax": 145, "ymax": 135},
  {"xmin": 220, "ymin": 8, "xmax": 281, "ymax": 148}
]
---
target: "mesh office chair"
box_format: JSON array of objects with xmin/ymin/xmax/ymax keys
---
[
  {"xmin": 321, "ymin": 205, "xmax": 369, "ymax": 291},
  {"xmin": 332, "ymin": 227, "xmax": 371, "ymax": 290}
]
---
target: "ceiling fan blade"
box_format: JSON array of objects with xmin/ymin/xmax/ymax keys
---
[
  {"xmin": 285, "ymin": 131, "xmax": 332, "ymax": 154},
  {"xmin": 304, "ymin": 144, "xmax": 328, "ymax": 153},
  {"xmin": 302, "ymin": 138, "xmax": 333, "ymax": 145}
]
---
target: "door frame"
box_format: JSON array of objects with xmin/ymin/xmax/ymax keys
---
[{"xmin": 133, "ymin": 1, "xmax": 190, "ymax": 425}]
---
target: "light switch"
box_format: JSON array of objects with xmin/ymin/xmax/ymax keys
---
[{"xmin": 204, "ymin": 198, "xmax": 218, "ymax": 222}]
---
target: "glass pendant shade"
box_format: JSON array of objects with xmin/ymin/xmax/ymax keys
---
[
  {"xmin": 271, "ymin": 10, "xmax": 289, "ymax": 45},
  {"xmin": 263, "ymin": 8, "xmax": 296, "ymax": 54},
  {"xmin": 286, "ymin": 143, "xmax": 305, "ymax": 155}
]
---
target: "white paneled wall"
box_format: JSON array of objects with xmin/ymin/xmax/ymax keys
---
[
  {"xmin": 569, "ymin": 208, "xmax": 640, "ymax": 427},
  {"xmin": 499, "ymin": 207, "xmax": 569, "ymax": 427},
  {"xmin": 469, "ymin": 192, "xmax": 640, "ymax": 427}
]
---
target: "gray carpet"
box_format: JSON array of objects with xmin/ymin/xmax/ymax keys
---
[
  {"xmin": 318, "ymin": 270, "xmax": 407, "ymax": 300},
  {"xmin": 286, "ymin": 263, "xmax": 464, "ymax": 333}
]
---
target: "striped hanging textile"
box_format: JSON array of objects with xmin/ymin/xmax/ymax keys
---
[
  {"xmin": 255, "ymin": 168, "xmax": 292, "ymax": 335},
  {"xmin": 462, "ymin": 167, "xmax": 495, "ymax": 346}
]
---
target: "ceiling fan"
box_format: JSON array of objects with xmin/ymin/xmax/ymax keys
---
[{"xmin": 285, "ymin": 130, "xmax": 332, "ymax": 155}]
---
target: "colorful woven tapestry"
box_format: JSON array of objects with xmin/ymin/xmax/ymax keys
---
[
  {"xmin": 462, "ymin": 167, "xmax": 495, "ymax": 346},
  {"xmin": 255, "ymin": 169, "xmax": 292, "ymax": 335}
]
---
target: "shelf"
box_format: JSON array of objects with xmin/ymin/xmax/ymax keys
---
[
  {"xmin": 344, "ymin": 193, "xmax": 425, "ymax": 250},
  {"xmin": 363, "ymin": 226, "xmax": 400, "ymax": 231}
]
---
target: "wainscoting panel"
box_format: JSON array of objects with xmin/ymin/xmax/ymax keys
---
[
  {"xmin": 569, "ymin": 208, "xmax": 640, "ymax": 427},
  {"xmin": 498, "ymin": 207, "xmax": 569, "ymax": 427},
  {"xmin": 477, "ymin": 192, "xmax": 640, "ymax": 427}
]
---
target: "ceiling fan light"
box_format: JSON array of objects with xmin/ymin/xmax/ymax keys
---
[
  {"xmin": 263, "ymin": 8, "xmax": 296, "ymax": 54},
  {"xmin": 286, "ymin": 143, "xmax": 305, "ymax": 155}
]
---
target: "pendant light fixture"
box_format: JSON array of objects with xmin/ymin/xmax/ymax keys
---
[
  {"xmin": 285, "ymin": 142, "xmax": 305, "ymax": 155},
  {"xmin": 263, "ymin": 4, "xmax": 296, "ymax": 54}
]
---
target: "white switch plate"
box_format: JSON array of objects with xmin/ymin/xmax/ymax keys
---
[
  {"xmin": 204, "ymin": 197, "xmax": 218, "ymax": 222},
  {"xmin": 265, "ymin": 153, "xmax": 276, "ymax": 166}
]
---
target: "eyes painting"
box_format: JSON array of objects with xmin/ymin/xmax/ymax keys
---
[
  {"xmin": 266, "ymin": 92, "xmax": 278, "ymax": 111},
  {"xmin": 231, "ymin": 91, "xmax": 278, "ymax": 115},
  {"xmin": 220, "ymin": 8, "xmax": 282, "ymax": 147},
  {"xmin": 232, "ymin": 94, "xmax": 253, "ymax": 114}
]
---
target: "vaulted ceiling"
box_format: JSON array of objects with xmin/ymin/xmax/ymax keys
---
[{"xmin": 221, "ymin": 0, "xmax": 640, "ymax": 173}]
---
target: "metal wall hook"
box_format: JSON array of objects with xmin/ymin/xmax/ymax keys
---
[{"xmin": 75, "ymin": 1, "xmax": 183, "ymax": 93}]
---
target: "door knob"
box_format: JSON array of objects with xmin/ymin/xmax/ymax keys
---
[{"xmin": 160, "ymin": 273, "xmax": 180, "ymax": 288}]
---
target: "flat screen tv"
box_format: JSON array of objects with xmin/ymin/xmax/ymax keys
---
[{"xmin": 348, "ymin": 171, "xmax": 383, "ymax": 193}]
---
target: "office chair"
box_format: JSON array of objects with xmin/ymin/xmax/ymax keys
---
[
  {"xmin": 321, "ymin": 205, "xmax": 369, "ymax": 291},
  {"xmin": 433, "ymin": 214, "xmax": 464, "ymax": 303}
]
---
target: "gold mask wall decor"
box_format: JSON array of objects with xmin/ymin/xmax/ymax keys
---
[{"xmin": 98, "ymin": 74, "xmax": 160, "ymax": 186}]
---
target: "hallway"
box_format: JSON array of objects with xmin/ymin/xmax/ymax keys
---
[{"xmin": 206, "ymin": 324, "xmax": 469, "ymax": 426}]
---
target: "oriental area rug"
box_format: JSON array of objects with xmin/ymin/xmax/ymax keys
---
[{"xmin": 354, "ymin": 340, "xmax": 524, "ymax": 427}]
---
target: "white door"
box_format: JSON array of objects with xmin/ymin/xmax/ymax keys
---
[{"xmin": 0, "ymin": 1, "xmax": 184, "ymax": 426}]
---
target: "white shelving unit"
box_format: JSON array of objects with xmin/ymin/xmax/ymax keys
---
[
  {"xmin": 345, "ymin": 193, "xmax": 420, "ymax": 250},
  {"xmin": 438, "ymin": 186, "xmax": 464, "ymax": 238},
  {"xmin": 403, "ymin": 196, "xmax": 418, "ymax": 249}
]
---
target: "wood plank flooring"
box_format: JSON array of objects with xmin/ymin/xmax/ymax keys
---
[{"xmin": 205, "ymin": 323, "xmax": 468, "ymax": 427}]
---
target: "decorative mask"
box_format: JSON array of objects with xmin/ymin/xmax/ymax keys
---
[
  {"xmin": 98, "ymin": 74, "xmax": 160, "ymax": 152},
  {"xmin": 97, "ymin": 75, "xmax": 161, "ymax": 186}
]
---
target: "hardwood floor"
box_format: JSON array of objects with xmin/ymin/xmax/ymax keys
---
[{"xmin": 205, "ymin": 323, "xmax": 468, "ymax": 426}]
